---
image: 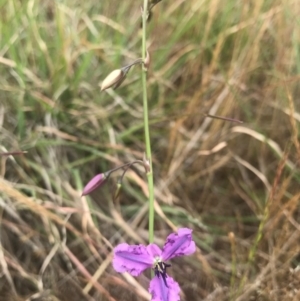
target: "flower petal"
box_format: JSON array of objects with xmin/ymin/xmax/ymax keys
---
[
  {"xmin": 161, "ymin": 228, "xmax": 196, "ymax": 261},
  {"xmin": 113, "ymin": 243, "xmax": 153, "ymax": 276},
  {"xmin": 147, "ymin": 244, "xmax": 162, "ymax": 259},
  {"xmin": 149, "ymin": 275, "xmax": 180, "ymax": 301}
]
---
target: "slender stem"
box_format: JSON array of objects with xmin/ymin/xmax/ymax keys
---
[
  {"xmin": 142, "ymin": 0, "xmax": 155, "ymax": 244},
  {"xmin": 118, "ymin": 160, "xmax": 147, "ymax": 183},
  {"xmin": 0, "ymin": 151, "xmax": 27, "ymax": 156},
  {"xmin": 108, "ymin": 160, "xmax": 144, "ymax": 175},
  {"xmin": 107, "ymin": 162, "xmax": 134, "ymax": 175},
  {"xmin": 122, "ymin": 58, "xmax": 143, "ymax": 71}
]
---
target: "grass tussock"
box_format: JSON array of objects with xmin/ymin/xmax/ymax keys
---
[{"xmin": 0, "ymin": 0, "xmax": 300, "ymax": 300}]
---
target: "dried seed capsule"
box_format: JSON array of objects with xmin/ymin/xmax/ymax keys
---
[{"xmin": 101, "ymin": 69, "xmax": 124, "ymax": 91}]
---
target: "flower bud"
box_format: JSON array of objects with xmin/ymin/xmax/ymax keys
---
[
  {"xmin": 101, "ymin": 69, "xmax": 124, "ymax": 91},
  {"xmin": 114, "ymin": 182, "xmax": 122, "ymax": 200},
  {"xmin": 82, "ymin": 173, "xmax": 108, "ymax": 196}
]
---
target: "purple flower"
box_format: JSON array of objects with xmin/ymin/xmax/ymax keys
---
[
  {"xmin": 113, "ymin": 228, "xmax": 196, "ymax": 301},
  {"xmin": 82, "ymin": 173, "xmax": 108, "ymax": 196}
]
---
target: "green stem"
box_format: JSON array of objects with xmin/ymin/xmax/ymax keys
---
[{"xmin": 142, "ymin": 0, "xmax": 155, "ymax": 244}]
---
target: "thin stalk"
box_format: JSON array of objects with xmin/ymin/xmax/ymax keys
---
[
  {"xmin": 107, "ymin": 160, "xmax": 144, "ymax": 175},
  {"xmin": 142, "ymin": 0, "xmax": 155, "ymax": 244},
  {"xmin": 122, "ymin": 58, "xmax": 143, "ymax": 70}
]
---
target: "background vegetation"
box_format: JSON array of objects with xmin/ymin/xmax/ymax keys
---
[{"xmin": 0, "ymin": 0, "xmax": 299, "ymax": 300}]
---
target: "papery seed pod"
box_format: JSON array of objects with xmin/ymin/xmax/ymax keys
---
[
  {"xmin": 101, "ymin": 69, "xmax": 124, "ymax": 91},
  {"xmin": 113, "ymin": 64, "xmax": 134, "ymax": 89},
  {"xmin": 113, "ymin": 72, "xmax": 127, "ymax": 90},
  {"xmin": 144, "ymin": 51, "xmax": 150, "ymax": 70},
  {"xmin": 82, "ymin": 173, "xmax": 108, "ymax": 196}
]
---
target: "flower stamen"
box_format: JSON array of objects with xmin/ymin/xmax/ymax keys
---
[{"xmin": 154, "ymin": 261, "xmax": 171, "ymax": 287}]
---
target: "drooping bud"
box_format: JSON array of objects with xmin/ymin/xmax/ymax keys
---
[
  {"xmin": 101, "ymin": 69, "xmax": 124, "ymax": 91},
  {"xmin": 113, "ymin": 182, "xmax": 122, "ymax": 201},
  {"xmin": 82, "ymin": 173, "xmax": 108, "ymax": 196},
  {"xmin": 144, "ymin": 50, "xmax": 150, "ymax": 70}
]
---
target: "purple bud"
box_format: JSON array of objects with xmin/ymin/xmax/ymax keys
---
[{"xmin": 82, "ymin": 173, "xmax": 107, "ymax": 196}]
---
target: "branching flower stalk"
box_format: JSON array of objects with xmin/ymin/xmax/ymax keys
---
[
  {"xmin": 141, "ymin": 0, "xmax": 155, "ymax": 245},
  {"xmin": 97, "ymin": 2, "xmax": 156, "ymax": 244},
  {"xmin": 82, "ymin": 2, "xmax": 198, "ymax": 300},
  {"xmin": 82, "ymin": 160, "xmax": 147, "ymax": 196}
]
